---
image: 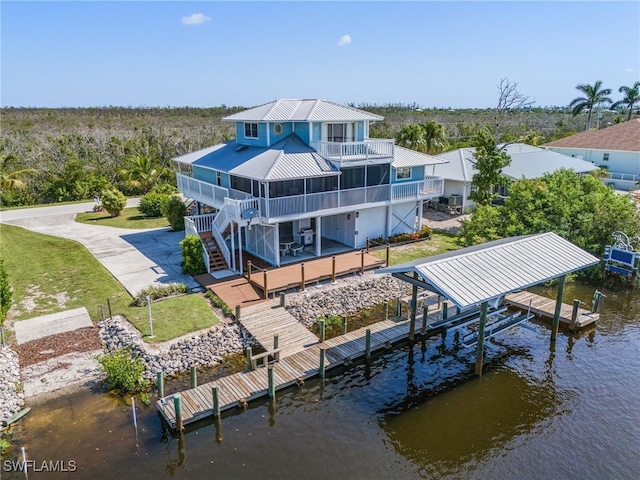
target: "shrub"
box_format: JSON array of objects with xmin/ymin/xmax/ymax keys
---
[
  {"xmin": 180, "ymin": 234, "xmax": 206, "ymax": 275},
  {"xmin": 0, "ymin": 258, "xmax": 12, "ymax": 328},
  {"xmin": 151, "ymin": 183, "xmax": 179, "ymax": 195},
  {"xmin": 132, "ymin": 283, "xmax": 188, "ymax": 306},
  {"xmin": 205, "ymin": 290, "xmax": 233, "ymax": 317},
  {"xmin": 163, "ymin": 195, "xmax": 187, "ymax": 231},
  {"xmin": 139, "ymin": 192, "xmax": 169, "ymax": 218},
  {"xmin": 101, "ymin": 186, "xmax": 127, "ymax": 217},
  {"xmin": 97, "ymin": 347, "xmax": 148, "ymax": 394}
]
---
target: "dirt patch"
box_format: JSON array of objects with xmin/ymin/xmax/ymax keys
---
[
  {"xmin": 17, "ymin": 326, "xmax": 101, "ymax": 367},
  {"xmin": 9, "ymin": 284, "xmax": 72, "ymax": 320}
]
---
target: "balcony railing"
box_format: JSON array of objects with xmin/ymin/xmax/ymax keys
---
[
  {"xmin": 311, "ymin": 139, "xmax": 395, "ymax": 163},
  {"xmin": 392, "ymin": 176, "xmax": 444, "ymax": 201},
  {"xmin": 177, "ymin": 173, "xmax": 229, "ymax": 207}
]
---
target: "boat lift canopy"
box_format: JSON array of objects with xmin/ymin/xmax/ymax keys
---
[{"xmin": 377, "ymin": 232, "xmax": 599, "ymax": 310}]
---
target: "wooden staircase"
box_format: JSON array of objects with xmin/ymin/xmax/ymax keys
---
[{"xmin": 200, "ymin": 232, "xmax": 229, "ymax": 272}]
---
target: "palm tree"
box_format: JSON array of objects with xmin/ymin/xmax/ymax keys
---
[
  {"xmin": 0, "ymin": 154, "xmax": 35, "ymax": 192},
  {"xmin": 569, "ymin": 80, "xmax": 613, "ymax": 130},
  {"xmin": 612, "ymin": 82, "xmax": 640, "ymax": 121},
  {"xmin": 420, "ymin": 121, "xmax": 448, "ymax": 154},
  {"xmin": 395, "ymin": 124, "xmax": 427, "ymax": 153},
  {"xmin": 117, "ymin": 154, "xmax": 169, "ymax": 194}
]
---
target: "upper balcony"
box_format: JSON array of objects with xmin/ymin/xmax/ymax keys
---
[{"xmin": 311, "ymin": 139, "xmax": 395, "ymax": 165}]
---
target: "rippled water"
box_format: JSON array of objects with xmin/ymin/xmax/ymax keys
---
[{"xmin": 5, "ymin": 284, "xmax": 640, "ymax": 479}]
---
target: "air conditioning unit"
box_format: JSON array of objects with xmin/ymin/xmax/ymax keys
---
[{"xmin": 449, "ymin": 194, "xmax": 462, "ymax": 206}]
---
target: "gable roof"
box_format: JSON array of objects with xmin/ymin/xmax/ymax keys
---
[
  {"xmin": 222, "ymin": 99, "xmax": 383, "ymax": 123},
  {"xmin": 174, "ymin": 134, "xmax": 338, "ymax": 181},
  {"xmin": 542, "ymin": 119, "xmax": 640, "ymax": 152},
  {"xmin": 434, "ymin": 143, "xmax": 598, "ymax": 182},
  {"xmin": 377, "ymin": 232, "xmax": 599, "ymax": 310}
]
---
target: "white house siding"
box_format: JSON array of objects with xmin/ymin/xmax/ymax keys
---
[
  {"xmin": 354, "ymin": 206, "xmax": 387, "ymax": 248},
  {"xmin": 322, "ymin": 212, "xmax": 356, "ymax": 247},
  {"xmin": 245, "ymin": 224, "xmax": 278, "ymax": 266},
  {"xmin": 390, "ymin": 201, "xmax": 419, "ymax": 236}
]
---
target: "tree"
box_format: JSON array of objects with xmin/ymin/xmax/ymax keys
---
[
  {"xmin": 395, "ymin": 124, "xmax": 427, "ymax": 152},
  {"xmin": 612, "ymin": 82, "xmax": 640, "ymax": 121},
  {"xmin": 468, "ymin": 129, "xmax": 511, "ymax": 207},
  {"xmin": 494, "ymin": 78, "xmax": 535, "ymax": 143},
  {"xmin": 101, "ymin": 186, "xmax": 127, "ymax": 217},
  {"xmin": 569, "ymin": 80, "xmax": 613, "ymax": 130},
  {"xmin": 179, "ymin": 234, "xmax": 205, "ymax": 275},
  {"xmin": 163, "ymin": 195, "xmax": 187, "ymax": 231},
  {"xmin": 0, "ymin": 153, "xmax": 35, "ymax": 193},
  {"xmin": 0, "ymin": 258, "xmax": 11, "ymax": 327},
  {"xmin": 118, "ymin": 153, "xmax": 170, "ymax": 194},
  {"xmin": 420, "ymin": 121, "xmax": 448, "ymax": 154}
]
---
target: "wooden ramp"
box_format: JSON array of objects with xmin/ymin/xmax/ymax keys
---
[
  {"xmin": 156, "ymin": 316, "xmax": 412, "ymax": 430},
  {"xmin": 505, "ymin": 291, "xmax": 598, "ymax": 329},
  {"xmin": 239, "ymin": 299, "xmax": 319, "ymax": 357}
]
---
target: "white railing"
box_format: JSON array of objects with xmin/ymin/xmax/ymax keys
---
[
  {"xmin": 177, "ymin": 173, "xmax": 229, "ymax": 207},
  {"xmin": 311, "ymin": 139, "xmax": 395, "ymax": 163},
  {"xmin": 184, "ymin": 216, "xmax": 211, "ymax": 274},
  {"xmin": 392, "ymin": 176, "xmax": 444, "ymax": 201},
  {"xmin": 211, "ymin": 205, "xmax": 232, "ymax": 272},
  {"xmin": 609, "ymin": 172, "xmax": 640, "ymax": 182},
  {"xmin": 185, "ymin": 213, "xmax": 216, "ymax": 233}
]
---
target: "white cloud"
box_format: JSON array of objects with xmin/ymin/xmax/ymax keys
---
[
  {"xmin": 337, "ymin": 35, "xmax": 352, "ymax": 47},
  {"xmin": 182, "ymin": 13, "xmax": 211, "ymax": 25}
]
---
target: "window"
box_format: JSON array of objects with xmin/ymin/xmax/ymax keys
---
[
  {"xmin": 231, "ymin": 176, "xmax": 252, "ymax": 194},
  {"xmin": 216, "ymin": 171, "xmax": 222, "ymax": 186},
  {"xmin": 244, "ymin": 122, "xmax": 258, "ymax": 139},
  {"xmin": 367, "ymin": 165, "xmax": 390, "ymax": 186},
  {"xmin": 306, "ymin": 176, "xmax": 338, "ymax": 193},
  {"xmin": 396, "ymin": 167, "xmax": 411, "ymax": 180},
  {"xmin": 327, "ymin": 123, "xmax": 346, "ymax": 142},
  {"xmin": 603, "ymin": 153, "xmax": 609, "ymax": 162},
  {"xmin": 340, "ymin": 167, "xmax": 365, "ymax": 189}
]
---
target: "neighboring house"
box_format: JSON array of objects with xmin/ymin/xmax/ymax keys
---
[
  {"xmin": 433, "ymin": 143, "xmax": 599, "ymax": 212},
  {"xmin": 173, "ymin": 99, "xmax": 446, "ymax": 273},
  {"xmin": 542, "ymin": 119, "xmax": 640, "ymax": 191}
]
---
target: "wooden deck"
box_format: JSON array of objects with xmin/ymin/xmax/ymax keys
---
[
  {"xmin": 505, "ymin": 291, "xmax": 598, "ymax": 329},
  {"xmin": 156, "ymin": 314, "xmax": 413, "ymax": 430}
]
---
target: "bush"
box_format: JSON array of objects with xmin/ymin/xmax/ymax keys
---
[
  {"xmin": 180, "ymin": 234, "xmax": 206, "ymax": 275},
  {"xmin": 139, "ymin": 192, "xmax": 169, "ymax": 218},
  {"xmin": 151, "ymin": 183, "xmax": 179, "ymax": 195},
  {"xmin": 97, "ymin": 347, "xmax": 148, "ymax": 394},
  {"xmin": 132, "ymin": 283, "xmax": 188, "ymax": 306},
  {"xmin": 0, "ymin": 258, "xmax": 12, "ymax": 328},
  {"xmin": 163, "ymin": 195, "xmax": 187, "ymax": 231},
  {"xmin": 205, "ymin": 290, "xmax": 234, "ymax": 317},
  {"xmin": 101, "ymin": 186, "xmax": 127, "ymax": 217}
]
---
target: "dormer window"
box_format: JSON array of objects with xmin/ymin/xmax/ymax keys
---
[{"xmin": 244, "ymin": 122, "xmax": 259, "ymax": 139}]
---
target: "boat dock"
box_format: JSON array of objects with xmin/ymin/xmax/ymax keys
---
[{"xmin": 504, "ymin": 291, "xmax": 598, "ymax": 329}]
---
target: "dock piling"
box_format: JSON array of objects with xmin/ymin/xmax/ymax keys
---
[
  {"xmin": 551, "ymin": 275, "xmax": 566, "ymax": 342},
  {"xmin": 365, "ymin": 329, "xmax": 371, "ymax": 359},
  {"xmin": 190, "ymin": 366, "xmax": 197, "ymax": 388},
  {"xmin": 268, "ymin": 366, "xmax": 275, "ymax": 398},
  {"xmin": 235, "ymin": 305, "xmax": 241, "ymax": 322},
  {"xmin": 474, "ymin": 302, "xmax": 488, "ymax": 376},
  {"xmin": 301, "ymin": 263, "xmax": 305, "ymax": 291},
  {"xmin": 319, "ymin": 348, "xmax": 326, "ymax": 378},
  {"xmin": 246, "ymin": 347, "xmax": 253, "ymax": 371},
  {"xmin": 342, "ymin": 316, "xmax": 348, "ymax": 335},
  {"xmin": 273, "ymin": 333, "xmax": 279, "ymax": 351},
  {"xmin": 263, "ymin": 271, "xmax": 268, "ymax": 299},
  {"xmin": 174, "ymin": 394, "xmax": 184, "ymax": 431},
  {"xmin": 212, "ymin": 386, "xmax": 220, "ymax": 417},
  {"xmin": 279, "ymin": 292, "xmax": 286, "ymax": 307},
  {"xmin": 332, "ymin": 256, "xmax": 336, "ymax": 283},
  {"xmin": 422, "ymin": 304, "xmax": 428, "ymax": 334},
  {"xmin": 157, "ymin": 371, "xmax": 164, "ymax": 398},
  {"xmin": 319, "ymin": 319, "xmax": 326, "ymax": 343},
  {"xmin": 592, "ymin": 290, "xmax": 603, "ymax": 313}
]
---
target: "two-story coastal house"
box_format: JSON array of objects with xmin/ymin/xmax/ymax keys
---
[{"xmin": 173, "ymin": 99, "xmax": 446, "ymax": 274}]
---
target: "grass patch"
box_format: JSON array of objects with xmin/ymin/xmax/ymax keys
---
[
  {"xmin": 371, "ymin": 231, "xmax": 462, "ymax": 265},
  {"xmin": 0, "ymin": 223, "xmax": 217, "ymax": 341},
  {"xmin": 75, "ymin": 207, "xmax": 169, "ymax": 229}
]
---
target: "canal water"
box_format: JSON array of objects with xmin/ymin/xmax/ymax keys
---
[{"xmin": 4, "ymin": 284, "xmax": 640, "ymax": 479}]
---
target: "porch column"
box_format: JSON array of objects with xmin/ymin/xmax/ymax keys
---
[
  {"xmin": 417, "ymin": 200, "xmax": 424, "ymax": 230},
  {"xmin": 386, "ymin": 205, "xmax": 393, "ymax": 238},
  {"xmin": 475, "ymin": 301, "xmax": 489, "ymax": 376},
  {"xmin": 230, "ymin": 221, "xmax": 235, "ymax": 271},
  {"xmin": 238, "ymin": 226, "xmax": 244, "ymax": 275},
  {"xmin": 275, "ymin": 223, "xmax": 281, "ymax": 267},
  {"xmin": 551, "ymin": 274, "xmax": 566, "ymax": 343},
  {"xmin": 315, "ymin": 216, "xmax": 322, "ymax": 257}
]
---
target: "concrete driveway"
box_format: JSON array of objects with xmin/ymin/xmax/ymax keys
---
[{"xmin": 0, "ymin": 199, "xmax": 200, "ymax": 296}]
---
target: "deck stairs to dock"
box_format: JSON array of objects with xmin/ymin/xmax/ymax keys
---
[
  {"xmin": 238, "ymin": 299, "xmax": 320, "ymax": 357},
  {"xmin": 199, "ymin": 232, "xmax": 229, "ymax": 272}
]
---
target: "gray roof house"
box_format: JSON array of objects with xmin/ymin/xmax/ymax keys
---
[{"xmin": 433, "ymin": 143, "xmax": 599, "ymax": 213}]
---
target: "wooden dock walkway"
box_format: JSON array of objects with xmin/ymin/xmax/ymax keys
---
[
  {"xmin": 505, "ymin": 291, "xmax": 598, "ymax": 329},
  {"xmin": 238, "ymin": 299, "xmax": 319, "ymax": 357},
  {"xmin": 156, "ymin": 315, "xmax": 412, "ymax": 430}
]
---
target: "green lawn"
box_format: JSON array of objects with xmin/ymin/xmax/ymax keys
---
[
  {"xmin": 75, "ymin": 207, "xmax": 170, "ymax": 229},
  {"xmin": 0, "ymin": 223, "xmax": 217, "ymax": 342},
  {"xmin": 371, "ymin": 231, "xmax": 462, "ymax": 265}
]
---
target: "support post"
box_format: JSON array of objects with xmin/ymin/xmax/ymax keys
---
[
  {"xmin": 331, "ymin": 256, "xmax": 336, "ymax": 283},
  {"xmin": 247, "ymin": 260, "xmax": 252, "ymax": 282},
  {"xmin": 384, "ymin": 301, "xmax": 389, "ymax": 320},
  {"xmin": 592, "ymin": 290, "xmax": 602, "ymax": 313},
  {"xmin": 157, "ymin": 371, "xmax": 164, "ymax": 398},
  {"xmin": 318, "ymin": 319, "xmax": 325, "ymax": 343},
  {"xmin": 422, "ymin": 304, "xmax": 428, "ymax": 334},
  {"xmin": 570, "ymin": 299, "xmax": 581, "ymax": 331},
  {"xmin": 443, "ymin": 302, "xmax": 448, "ymax": 320},
  {"xmin": 190, "ymin": 366, "xmax": 197, "ymax": 388},
  {"xmin": 437, "ymin": 295, "xmax": 441, "ymax": 310},
  {"xmin": 301, "ymin": 263, "xmax": 305, "ymax": 291},
  {"xmin": 551, "ymin": 275, "xmax": 566, "ymax": 342},
  {"xmin": 174, "ymin": 394, "xmax": 183, "ymax": 431},
  {"xmin": 342, "ymin": 316, "xmax": 348, "ymax": 335},
  {"xmin": 360, "ymin": 250, "xmax": 365, "ymax": 275},
  {"xmin": 268, "ymin": 365, "xmax": 275, "ymax": 398},
  {"xmin": 396, "ymin": 297, "xmax": 401, "ymax": 318},
  {"xmin": 235, "ymin": 305, "xmax": 241, "ymax": 323},
  {"xmin": 365, "ymin": 329, "xmax": 371, "ymax": 359},
  {"xmin": 475, "ymin": 302, "xmax": 489, "ymax": 376},
  {"xmin": 263, "ymin": 270, "xmax": 268, "ymax": 299},
  {"xmin": 409, "ymin": 273, "xmax": 418, "ymax": 341},
  {"xmin": 212, "ymin": 386, "xmax": 220, "ymax": 417},
  {"xmin": 385, "ymin": 243, "xmax": 390, "ymax": 267},
  {"xmin": 273, "ymin": 334, "xmax": 279, "ymax": 351},
  {"xmin": 279, "ymin": 292, "xmax": 286, "ymax": 308},
  {"xmin": 246, "ymin": 347, "xmax": 253, "ymax": 371},
  {"xmin": 319, "ymin": 348, "xmax": 326, "ymax": 378}
]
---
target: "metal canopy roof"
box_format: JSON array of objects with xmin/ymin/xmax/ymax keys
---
[
  {"xmin": 377, "ymin": 232, "xmax": 599, "ymax": 310},
  {"xmin": 222, "ymin": 99, "xmax": 383, "ymax": 122}
]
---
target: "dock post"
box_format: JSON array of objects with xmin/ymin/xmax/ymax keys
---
[
  {"xmin": 273, "ymin": 334, "xmax": 279, "ymax": 351},
  {"xmin": 360, "ymin": 250, "xmax": 365, "ymax": 275},
  {"xmin": 235, "ymin": 305, "xmax": 241, "ymax": 323},
  {"xmin": 409, "ymin": 274, "xmax": 418, "ymax": 341},
  {"xmin": 301, "ymin": 263, "xmax": 305, "ymax": 291},
  {"xmin": 268, "ymin": 366, "xmax": 275, "ymax": 398},
  {"xmin": 592, "ymin": 290, "xmax": 603, "ymax": 313},
  {"xmin": 246, "ymin": 347, "xmax": 253, "ymax": 371},
  {"xmin": 319, "ymin": 348, "xmax": 326, "ymax": 378},
  {"xmin": 342, "ymin": 316, "xmax": 348, "ymax": 335},
  {"xmin": 422, "ymin": 304, "xmax": 428, "ymax": 334},
  {"xmin": 443, "ymin": 302, "xmax": 448, "ymax": 320},
  {"xmin": 551, "ymin": 275, "xmax": 566, "ymax": 342},
  {"xmin": 212, "ymin": 386, "xmax": 220, "ymax": 417},
  {"xmin": 365, "ymin": 329, "xmax": 371, "ymax": 359},
  {"xmin": 437, "ymin": 295, "xmax": 441, "ymax": 310},
  {"xmin": 475, "ymin": 302, "xmax": 489, "ymax": 376},
  {"xmin": 396, "ymin": 297, "xmax": 401, "ymax": 318},
  {"xmin": 570, "ymin": 299, "xmax": 581, "ymax": 331},
  {"xmin": 386, "ymin": 243, "xmax": 390, "ymax": 267},
  {"xmin": 384, "ymin": 301, "xmax": 389, "ymax": 320},
  {"xmin": 331, "ymin": 256, "xmax": 336, "ymax": 283},
  {"xmin": 280, "ymin": 292, "xmax": 286, "ymax": 307},
  {"xmin": 263, "ymin": 271, "xmax": 268, "ymax": 299},
  {"xmin": 157, "ymin": 371, "xmax": 164, "ymax": 398},
  {"xmin": 247, "ymin": 260, "xmax": 252, "ymax": 282},
  {"xmin": 318, "ymin": 319, "xmax": 326, "ymax": 343},
  {"xmin": 190, "ymin": 366, "xmax": 197, "ymax": 388},
  {"xmin": 174, "ymin": 394, "xmax": 184, "ymax": 431}
]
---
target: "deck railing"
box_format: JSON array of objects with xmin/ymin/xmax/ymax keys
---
[
  {"xmin": 392, "ymin": 176, "xmax": 444, "ymax": 201},
  {"xmin": 311, "ymin": 139, "xmax": 394, "ymax": 163},
  {"xmin": 609, "ymin": 172, "xmax": 640, "ymax": 182},
  {"xmin": 177, "ymin": 173, "xmax": 229, "ymax": 207},
  {"xmin": 184, "ymin": 216, "xmax": 212, "ymax": 274}
]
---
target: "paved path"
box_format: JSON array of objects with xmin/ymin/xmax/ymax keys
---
[{"xmin": 0, "ymin": 200, "xmax": 199, "ymax": 296}]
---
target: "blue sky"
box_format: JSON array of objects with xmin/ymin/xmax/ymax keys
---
[{"xmin": 2, "ymin": 1, "xmax": 639, "ymax": 109}]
